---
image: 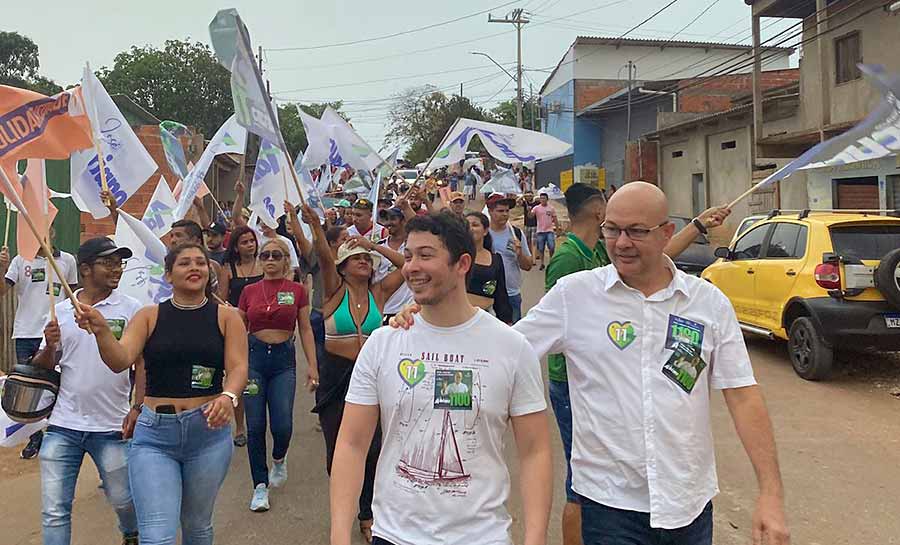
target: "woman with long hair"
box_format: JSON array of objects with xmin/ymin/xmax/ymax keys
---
[
  {"xmin": 301, "ymin": 205, "xmax": 405, "ymax": 543},
  {"xmin": 238, "ymin": 238, "xmax": 318, "ymax": 512},
  {"xmin": 218, "ymin": 225, "xmax": 263, "ymax": 447},
  {"xmin": 465, "ymin": 211, "xmax": 513, "ymax": 324},
  {"xmin": 77, "ymin": 243, "xmax": 248, "ymax": 545}
]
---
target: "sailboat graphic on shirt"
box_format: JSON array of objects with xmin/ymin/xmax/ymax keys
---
[{"xmin": 397, "ymin": 410, "xmax": 471, "ymax": 485}]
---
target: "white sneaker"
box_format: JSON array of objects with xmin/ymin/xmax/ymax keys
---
[
  {"xmin": 269, "ymin": 458, "xmax": 288, "ymax": 488},
  {"xmin": 250, "ymin": 484, "xmax": 270, "ymax": 512}
]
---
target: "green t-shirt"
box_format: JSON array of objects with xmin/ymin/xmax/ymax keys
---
[{"xmin": 544, "ymin": 233, "xmax": 610, "ymax": 382}]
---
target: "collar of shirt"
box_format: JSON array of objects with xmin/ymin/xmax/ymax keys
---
[
  {"xmin": 566, "ymin": 233, "xmax": 594, "ymax": 262},
  {"xmin": 62, "ymin": 288, "xmax": 123, "ymax": 311},
  {"xmin": 602, "ymin": 256, "xmax": 690, "ymax": 300}
]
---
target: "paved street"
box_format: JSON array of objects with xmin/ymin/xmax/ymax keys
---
[{"xmin": 4, "ymin": 267, "xmax": 900, "ymax": 545}]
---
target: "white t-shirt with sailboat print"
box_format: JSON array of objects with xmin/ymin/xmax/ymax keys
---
[{"xmin": 346, "ymin": 309, "xmax": 546, "ymax": 545}]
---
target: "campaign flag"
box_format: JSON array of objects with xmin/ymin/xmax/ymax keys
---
[
  {"xmin": 116, "ymin": 211, "xmax": 171, "ymax": 306},
  {"xmin": 429, "ymin": 118, "xmax": 571, "ymax": 169},
  {"xmin": 0, "ymin": 85, "xmax": 92, "ymax": 162},
  {"xmin": 377, "ymin": 147, "xmax": 400, "ymax": 178},
  {"xmin": 322, "ymin": 107, "xmax": 383, "ymax": 171},
  {"xmin": 480, "ymin": 167, "xmax": 521, "ymax": 195},
  {"xmin": 70, "ymin": 66, "xmax": 158, "ymax": 219},
  {"xmin": 18, "ymin": 159, "xmax": 58, "ymax": 260},
  {"xmin": 293, "ymin": 149, "xmax": 326, "ymax": 219},
  {"xmin": 298, "ymin": 106, "xmax": 370, "ymax": 172},
  {"xmin": 250, "ymin": 139, "xmax": 300, "ymax": 229},
  {"xmin": 0, "ymin": 378, "xmax": 47, "ymax": 447},
  {"xmin": 172, "ymin": 115, "xmax": 247, "ymax": 221},
  {"xmin": 746, "ymin": 65, "xmax": 900, "ymax": 197},
  {"xmin": 298, "ymin": 107, "xmax": 333, "ymax": 170},
  {"xmin": 159, "ymin": 121, "xmax": 190, "ymax": 180},
  {"xmin": 0, "ymin": 161, "xmax": 26, "ymax": 214},
  {"xmin": 539, "ymin": 183, "xmax": 565, "ymax": 200},
  {"xmin": 210, "ymin": 9, "xmax": 282, "ymax": 146},
  {"xmin": 142, "ymin": 177, "xmax": 178, "ymax": 238}
]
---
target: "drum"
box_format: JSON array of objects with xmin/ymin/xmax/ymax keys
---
[{"xmin": 1, "ymin": 364, "xmax": 60, "ymax": 423}]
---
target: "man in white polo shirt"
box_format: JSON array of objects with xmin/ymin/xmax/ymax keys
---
[
  {"xmin": 518, "ymin": 182, "xmax": 789, "ymax": 545},
  {"xmin": 30, "ymin": 237, "xmax": 142, "ymax": 545}
]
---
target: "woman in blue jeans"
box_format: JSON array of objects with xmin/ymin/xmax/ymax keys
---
[
  {"xmin": 238, "ymin": 238, "xmax": 318, "ymax": 512},
  {"xmin": 80, "ymin": 243, "xmax": 248, "ymax": 545}
]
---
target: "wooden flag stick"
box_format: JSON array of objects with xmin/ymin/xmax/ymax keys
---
[
  {"xmin": 404, "ymin": 118, "xmax": 461, "ymax": 200},
  {"xmin": 3, "ymin": 201, "xmax": 11, "ymax": 247},
  {"xmin": 46, "ymin": 237, "xmax": 56, "ymax": 322}
]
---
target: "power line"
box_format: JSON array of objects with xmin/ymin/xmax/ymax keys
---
[
  {"xmin": 632, "ymin": 0, "xmax": 726, "ymax": 63},
  {"xmin": 265, "ymin": 0, "xmax": 519, "ymax": 51}
]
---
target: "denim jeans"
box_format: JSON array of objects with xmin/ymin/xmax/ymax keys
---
[
  {"xmin": 15, "ymin": 337, "xmax": 42, "ymax": 363},
  {"xmin": 509, "ymin": 293, "xmax": 523, "ymax": 324},
  {"xmin": 536, "ymin": 231, "xmax": 556, "ymax": 255},
  {"xmin": 128, "ymin": 405, "xmax": 233, "ymax": 545},
  {"xmin": 581, "ymin": 498, "xmax": 713, "ymax": 545},
  {"xmin": 39, "ymin": 425, "xmax": 138, "ymax": 545},
  {"xmin": 548, "ymin": 379, "xmax": 578, "ymax": 504},
  {"xmin": 245, "ymin": 335, "xmax": 297, "ymax": 487}
]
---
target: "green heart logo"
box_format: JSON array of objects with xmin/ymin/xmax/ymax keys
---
[
  {"xmin": 607, "ymin": 321, "xmax": 636, "ymax": 350},
  {"xmin": 398, "ymin": 358, "xmax": 426, "ymax": 388}
]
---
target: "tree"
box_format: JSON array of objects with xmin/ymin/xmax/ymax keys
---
[
  {"xmin": 0, "ymin": 32, "xmax": 62, "ymax": 95},
  {"xmin": 98, "ymin": 40, "xmax": 233, "ymax": 138},
  {"xmin": 490, "ymin": 97, "xmax": 541, "ymax": 130},
  {"xmin": 385, "ymin": 86, "xmax": 489, "ymax": 164},
  {"xmin": 276, "ymin": 101, "xmax": 345, "ymax": 159}
]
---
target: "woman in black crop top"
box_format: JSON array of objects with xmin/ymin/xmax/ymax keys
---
[
  {"xmin": 218, "ymin": 225, "xmax": 262, "ymax": 447},
  {"xmin": 79, "ymin": 243, "xmax": 248, "ymax": 545},
  {"xmin": 465, "ymin": 212, "xmax": 513, "ymax": 323}
]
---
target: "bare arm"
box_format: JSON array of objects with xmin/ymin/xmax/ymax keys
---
[
  {"xmin": 512, "ymin": 411, "xmax": 553, "ymax": 545},
  {"xmin": 0, "ymin": 248, "xmax": 11, "ymax": 297},
  {"xmin": 296, "ymin": 304, "xmax": 318, "ymax": 390},
  {"xmin": 194, "ymin": 196, "xmax": 211, "ymax": 229},
  {"xmin": 329, "ymin": 403, "xmax": 380, "ymax": 545},
  {"xmin": 303, "ymin": 204, "xmax": 341, "ymax": 299},
  {"xmin": 231, "ymin": 180, "xmax": 247, "ymax": 228},
  {"xmin": 218, "ymin": 264, "xmax": 232, "ymax": 305},
  {"xmin": 76, "ymin": 305, "xmax": 153, "ymax": 372},
  {"xmin": 286, "ymin": 202, "xmax": 313, "ymax": 259},
  {"xmin": 221, "ymin": 306, "xmax": 249, "ymax": 396},
  {"xmin": 723, "ymin": 385, "xmax": 790, "ymax": 544},
  {"xmin": 100, "ymin": 190, "xmax": 119, "ymax": 225},
  {"xmin": 664, "ymin": 206, "xmax": 731, "ymax": 259}
]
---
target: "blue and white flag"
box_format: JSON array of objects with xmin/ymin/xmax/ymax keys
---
[
  {"xmin": 250, "ymin": 139, "xmax": 300, "ymax": 229},
  {"xmin": 293, "ymin": 150, "xmax": 327, "ymax": 219},
  {"xmin": 751, "ymin": 65, "xmax": 900, "ymax": 196},
  {"xmin": 172, "ymin": 115, "xmax": 246, "ymax": 221},
  {"xmin": 480, "ymin": 167, "xmax": 521, "ymax": 195},
  {"xmin": 538, "ymin": 183, "xmax": 565, "ymax": 200},
  {"xmin": 322, "ymin": 107, "xmax": 384, "ymax": 171},
  {"xmin": 70, "ymin": 64, "xmax": 158, "ymax": 219},
  {"xmin": 116, "ymin": 211, "xmax": 172, "ymax": 306},
  {"xmin": 429, "ymin": 118, "xmax": 571, "ymax": 170},
  {"xmin": 141, "ymin": 177, "xmax": 177, "ymax": 238},
  {"xmin": 377, "ymin": 147, "xmax": 400, "ymax": 178},
  {"xmin": 298, "ymin": 106, "xmax": 370, "ymax": 172}
]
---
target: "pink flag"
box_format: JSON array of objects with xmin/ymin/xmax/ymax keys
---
[{"xmin": 18, "ymin": 159, "xmax": 57, "ymax": 260}]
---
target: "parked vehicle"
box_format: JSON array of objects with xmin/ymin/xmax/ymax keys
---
[
  {"xmin": 669, "ymin": 216, "xmax": 717, "ymax": 275},
  {"xmin": 702, "ymin": 210, "xmax": 900, "ymax": 380},
  {"xmin": 731, "ymin": 214, "xmax": 766, "ymax": 244}
]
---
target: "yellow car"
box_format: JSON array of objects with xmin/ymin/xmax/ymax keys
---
[{"xmin": 702, "ymin": 211, "xmax": 900, "ymax": 380}]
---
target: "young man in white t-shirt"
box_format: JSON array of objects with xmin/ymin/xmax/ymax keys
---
[{"xmin": 330, "ymin": 212, "xmax": 552, "ymax": 545}]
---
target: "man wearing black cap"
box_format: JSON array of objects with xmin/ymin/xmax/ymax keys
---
[
  {"xmin": 204, "ymin": 221, "xmax": 229, "ymax": 265},
  {"xmin": 30, "ymin": 237, "xmax": 142, "ymax": 545},
  {"xmin": 375, "ymin": 203, "xmax": 415, "ymax": 324},
  {"xmin": 347, "ymin": 198, "xmax": 388, "ymax": 240}
]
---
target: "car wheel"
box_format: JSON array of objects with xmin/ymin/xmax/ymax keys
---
[
  {"xmin": 787, "ymin": 317, "xmax": 834, "ymax": 381},
  {"xmin": 875, "ymin": 248, "xmax": 900, "ymax": 310}
]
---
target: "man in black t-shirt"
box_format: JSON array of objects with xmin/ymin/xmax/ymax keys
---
[{"xmin": 521, "ymin": 192, "xmax": 538, "ymax": 255}]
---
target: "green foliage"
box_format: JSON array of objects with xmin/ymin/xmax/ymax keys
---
[
  {"xmin": 97, "ymin": 40, "xmax": 233, "ymax": 139},
  {"xmin": 385, "ymin": 86, "xmax": 489, "ymax": 163},
  {"xmin": 490, "ymin": 97, "xmax": 541, "ymax": 130},
  {"xmin": 0, "ymin": 31, "xmax": 63, "ymax": 95}
]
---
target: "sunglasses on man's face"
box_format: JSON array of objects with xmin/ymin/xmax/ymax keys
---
[{"xmin": 259, "ymin": 251, "xmax": 285, "ymax": 261}]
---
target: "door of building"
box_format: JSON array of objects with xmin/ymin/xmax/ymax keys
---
[{"xmin": 834, "ymin": 176, "xmax": 879, "ymax": 209}]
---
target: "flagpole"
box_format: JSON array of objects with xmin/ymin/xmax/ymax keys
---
[
  {"xmin": 0, "ymin": 168, "xmax": 78, "ymax": 308},
  {"xmin": 3, "ymin": 201, "xmax": 11, "ymax": 247},
  {"xmin": 405, "ymin": 118, "xmax": 461, "ymax": 199},
  {"xmin": 46, "ymin": 237, "xmax": 56, "ymax": 323}
]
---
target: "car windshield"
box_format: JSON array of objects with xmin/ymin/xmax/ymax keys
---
[
  {"xmin": 669, "ymin": 217, "xmax": 708, "ymax": 245},
  {"xmin": 400, "ymin": 171, "xmax": 418, "ymax": 180},
  {"xmin": 830, "ymin": 225, "xmax": 900, "ymax": 261}
]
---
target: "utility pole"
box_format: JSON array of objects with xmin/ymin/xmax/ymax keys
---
[
  {"xmin": 530, "ymin": 83, "xmax": 535, "ymax": 131},
  {"xmin": 626, "ymin": 60, "xmax": 635, "ymax": 142},
  {"xmin": 489, "ymin": 8, "xmax": 529, "ymax": 128},
  {"xmin": 259, "ymin": 45, "xmax": 271, "ymax": 98}
]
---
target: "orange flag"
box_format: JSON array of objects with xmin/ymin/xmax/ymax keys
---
[
  {"xmin": 0, "ymin": 85, "xmax": 92, "ymax": 163},
  {"xmin": 17, "ymin": 159, "xmax": 57, "ymax": 260}
]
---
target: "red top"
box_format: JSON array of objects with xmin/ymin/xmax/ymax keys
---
[{"xmin": 239, "ymin": 278, "xmax": 309, "ymax": 334}]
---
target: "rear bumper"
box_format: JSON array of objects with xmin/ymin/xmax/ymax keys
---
[{"xmin": 804, "ymin": 298, "xmax": 900, "ymax": 350}]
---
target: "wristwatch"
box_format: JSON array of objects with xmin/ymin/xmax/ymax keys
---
[
  {"xmin": 691, "ymin": 217, "xmax": 709, "ymax": 235},
  {"xmin": 221, "ymin": 391, "xmax": 239, "ymax": 407}
]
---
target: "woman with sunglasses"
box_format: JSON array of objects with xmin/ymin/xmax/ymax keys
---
[
  {"xmin": 218, "ymin": 225, "xmax": 263, "ymax": 447},
  {"xmin": 301, "ymin": 205, "xmax": 405, "ymax": 543},
  {"xmin": 76, "ymin": 243, "xmax": 248, "ymax": 545},
  {"xmin": 238, "ymin": 238, "xmax": 318, "ymax": 512}
]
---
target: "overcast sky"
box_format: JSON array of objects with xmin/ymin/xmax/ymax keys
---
[{"xmin": 7, "ymin": 0, "xmax": 799, "ymax": 149}]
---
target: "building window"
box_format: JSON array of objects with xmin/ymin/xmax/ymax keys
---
[
  {"xmin": 671, "ymin": 151, "xmax": 683, "ymax": 158},
  {"xmin": 835, "ymin": 32, "xmax": 862, "ymax": 84},
  {"xmin": 721, "ymin": 140, "xmax": 737, "ymax": 150}
]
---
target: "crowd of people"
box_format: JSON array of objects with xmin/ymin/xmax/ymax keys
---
[{"xmin": 0, "ymin": 158, "xmax": 791, "ymax": 545}]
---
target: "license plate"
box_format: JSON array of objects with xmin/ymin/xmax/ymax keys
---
[{"xmin": 885, "ymin": 314, "xmax": 900, "ymax": 328}]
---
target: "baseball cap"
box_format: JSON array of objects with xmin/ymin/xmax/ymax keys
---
[
  {"xmin": 378, "ymin": 207, "xmax": 404, "ymax": 221},
  {"xmin": 448, "ymin": 191, "xmax": 465, "ymax": 202},
  {"xmin": 204, "ymin": 221, "xmax": 227, "ymax": 235},
  {"xmin": 486, "ymin": 193, "xmax": 516, "ymax": 209},
  {"xmin": 352, "ymin": 198, "xmax": 374, "ymax": 210},
  {"xmin": 77, "ymin": 237, "xmax": 133, "ymax": 265}
]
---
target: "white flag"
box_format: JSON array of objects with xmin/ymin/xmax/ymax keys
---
[
  {"xmin": 480, "ymin": 167, "xmax": 522, "ymax": 195},
  {"xmin": 429, "ymin": 118, "xmax": 571, "ymax": 169},
  {"xmin": 116, "ymin": 211, "xmax": 172, "ymax": 306},
  {"xmin": 141, "ymin": 177, "xmax": 178, "ymax": 238},
  {"xmin": 298, "ymin": 106, "xmax": 370, "ymax": 173},
  {"xmin": 250, "ymin": 139, "xmax": 301, "ymax": 229},
  {"xmin": 173, "ymin": 115, "xmax": 247, "ymax": 221},
  {"xmin": 322, "ymin": 107, "xmax": 383, "ymax": 171},
  {"xmin": 377, "ymin": 147, "xmax": 400, "ymax": 178},
  {"xmin": 70, "ymin": 65, "xmax": 158, "ymax": 219},
  {"xmin": 298, "ymin": 107, "xmax": 333, "ymax": 170}
]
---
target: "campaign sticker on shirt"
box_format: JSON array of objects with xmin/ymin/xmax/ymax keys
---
[
  {"xmin": 433, "ymin": 369, "xmax": 473, "ymax": 410},
  {"xmin": 243, "ymin": 379, "xmax": 260, "ymax": 396},
  {"xmin": 607, "ymin": 321, "xmax": 636, "ymax": 350},
  {"xmin": 46, "ymin": 282, "xmax": 62, "ymax": 297},
  {"xmin": 106, "ymin": 319, "xmax": 126, "ymax": 340},
  {"xmin": 662, "ymin": 341, "xmax": 707, "ymax": 394},
  {"xmin": 482, "ymin": 279, "xmax": 497, "ymax": 296},
  {"xmin": 31, "ymin": 268, "xmax": 46, "ymax": 282},
  {"xmin": 398, "ymin": 358, "xmax": 426, "ymax": 388},
  {"xmin": 191, "ymin": 365, "xmax": 216, "ymax": 389},
  {"xmin": 665, "ymin": 315, "xmax": 705, "ymax": 350},
  {"xmin": 276, "ymin": 291, "xmax": 295, "ymax": 306}
]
